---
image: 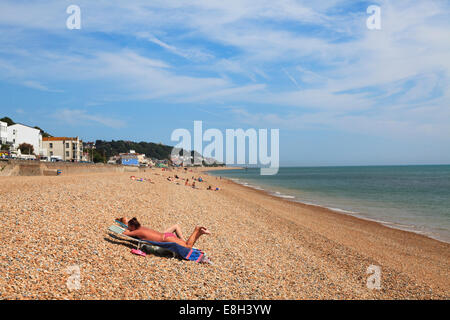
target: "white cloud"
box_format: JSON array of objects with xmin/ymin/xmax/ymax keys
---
[
  {"xmin": 282, "ymin": 68, "xmax": 301, "ymax": 90},
  {"xmin": 136, "ymin": 33, "xmax": 214, "ymax": 62},
  {"xmin": 54, "ymin": 109, "xmax": 126, "ymax": 128},
  {"xmin": 22, "ymin": 80, "xmax": 63, "ymax": 93},
  {"xmin": 0, "ymin": 0, "xmax": 449, "ymax": 143}
]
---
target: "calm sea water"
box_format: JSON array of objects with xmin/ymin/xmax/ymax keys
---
[{"xmin": 208, "ymin": 166, "xmax": 450, "ymax": 243}]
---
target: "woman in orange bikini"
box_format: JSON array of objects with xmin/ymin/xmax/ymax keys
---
[{"xmin": 116, "ymin": 217, "xmax": 210, "ymax": 248}]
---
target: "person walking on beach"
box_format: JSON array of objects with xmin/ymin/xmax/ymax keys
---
[{"xmin": 116, "ymin": 217, "xmax": 210, "ymax": 248}]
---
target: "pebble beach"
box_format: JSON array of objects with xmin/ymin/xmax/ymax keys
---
[{"xmin": 0, "ymin": 167, "xmax": 449, "ymax": 300}]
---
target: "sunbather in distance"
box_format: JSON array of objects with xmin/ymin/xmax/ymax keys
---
[{"xmin": 116, "ymin": 217, "xmax": 210, "ymax": 248}]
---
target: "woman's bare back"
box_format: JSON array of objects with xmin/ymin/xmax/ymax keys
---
[{"xmin": 132, "ymin": 227, "xmax": 164, "ymax": 242}]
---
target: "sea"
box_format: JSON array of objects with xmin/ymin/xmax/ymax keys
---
[{"xmin": 207, "ymin": 165, "xmax": 450, "ymax": 243}]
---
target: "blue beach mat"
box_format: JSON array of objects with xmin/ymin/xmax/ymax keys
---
[{"xmin": 140, "ymin": 240, "xmax": 205, "ymax": 262}]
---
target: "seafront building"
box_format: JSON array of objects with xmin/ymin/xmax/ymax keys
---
[
  {"xmin": 118, "ymin": 150, "xmax": 147, "ymax": 166},
  {"xmin": 42, "ymin": 137, "xmax": 84, "ymax": 161},
  {"xmin": 107, "ymin": 150, "xmax": 155, "ymax": 166},
  {"xmin": 119, "ymin": 153, "xmax": 139, "ymax": 166},
  {"xmin": 0, "ymin": 121, "xmax": 7, "ymax": 145},
  {"xmin": 170, "ymin": 153, "xmax": 221, "ymax": 166},
  {"xmin": 171, "ymin": 154, "xmax": 193, "ymax": 166},
  {"xmin": 7, "ymin": 123, "xmax": 44, "ymax": 156}
]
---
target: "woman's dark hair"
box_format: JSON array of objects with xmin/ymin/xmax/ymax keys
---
[{"xmin": 128, "ymin": 217, "xmax": 141, "ymax": 229}]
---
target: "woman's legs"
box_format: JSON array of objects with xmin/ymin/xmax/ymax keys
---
[
  {"xmin": 163, "ymin": 226, "xmax": 210, "ymax": 248},
  {"xmin": 164, "ymin": 224, "xmax": 186, "ymax": 242},
  {"xmin": 186, "ymin": 226, "xmax": 210, "ymax": 248}
]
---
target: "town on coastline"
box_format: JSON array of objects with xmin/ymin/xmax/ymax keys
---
[{"xmin": 0, "ymin": 117, "xmax": 223, "ymax": 168}]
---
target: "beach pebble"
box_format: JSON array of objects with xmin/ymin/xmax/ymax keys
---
[{"xmin": 0, "ymin": 170, "xmax": 447, "ymax": 299}]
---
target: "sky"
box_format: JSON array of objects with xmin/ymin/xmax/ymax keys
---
[{"xmin": 0, "ymin": 0, "xmax": 449, "ymax": 166}]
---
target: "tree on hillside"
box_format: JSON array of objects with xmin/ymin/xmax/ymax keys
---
[
  {"xmin": 0, "ymin": 117, "xmax": 15, "ymax": 126},
  {"xmin": 34, "ymin": 126, "xmax": 52, "ymax": 138},
  {"xmin": 92, "ymin": 149, "xmax": 106, "ymax": 163},
  {"xmin": 94, "ymin": 140, "xmax": 174, "ymax": 160},
  {"xmin": 18, "ymin": 143, "xmax": 34, "ymax": 155}
]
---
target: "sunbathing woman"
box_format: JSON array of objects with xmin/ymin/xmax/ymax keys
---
[{"xmin": 116, "ymin": 217, "xmax": 210, "ymax": 249}]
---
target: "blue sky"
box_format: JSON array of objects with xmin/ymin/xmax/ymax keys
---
[{"xmin": 0, "ymin": 0, "xmax": 449, "ymax": 166}]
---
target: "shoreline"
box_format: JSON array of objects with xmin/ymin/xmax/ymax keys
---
[
  {"xmin": 203, "ymin": 167, "xmax": 450, "ymax": 245},
  {"xmin": 202, "ymin": 169, "xmax": 449, "ymax": 297}
]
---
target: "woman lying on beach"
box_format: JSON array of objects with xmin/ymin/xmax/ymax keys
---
[{"xmin": 116, "ymin": 217, "xmax": 210, "ymax": 248}]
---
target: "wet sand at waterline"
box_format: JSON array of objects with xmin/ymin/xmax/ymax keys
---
[{"xmin": 0, "ymin": 167, "xmax": 448, "ymax": 299}]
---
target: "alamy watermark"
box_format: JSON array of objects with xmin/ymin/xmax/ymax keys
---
[
  {"xmin": 66, "ymin": 4, "xmax": 380, "ymax": 31},
  {"xmin": 367, "ymin": 5, "xmax": 381, "ymax": 30},
  {"xmin": 366, "ymin": 264, "xmax": 381, "ymax": 290},
  {"xmin": 170, "ymin": 121, "xmax": 279, "ymax": 175},
  {"xmin": 66, "ymin": 5, "xmax": 81, "ymax": 30},
  {"xmin": 64, "ymin": 265, "xmax": 81, "ymax": 290}
]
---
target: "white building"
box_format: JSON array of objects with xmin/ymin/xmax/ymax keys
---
[
  {"xmin": 42, "ymin": 137, "xmax": 83, "ymax": 161},
  {"xmin": 7, "ymin": 123, "xmax": 43, "ymax": 156},
  {"xmin": 0, "ymin": 121, "xmax": 7, "ymax": 145}
]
